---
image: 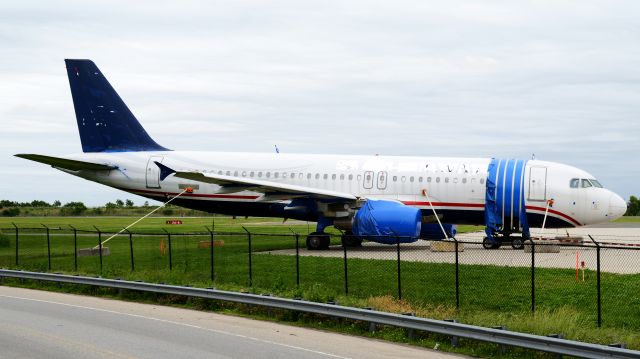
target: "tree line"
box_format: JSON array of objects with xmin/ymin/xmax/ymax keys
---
[{"xmin": 3, "ymin": 196, "xmax": 640, "ymax": 217}]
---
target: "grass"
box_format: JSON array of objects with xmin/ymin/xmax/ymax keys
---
[
  {"xmin": 0, "ymin": 216, "xmax": 639, "ymax": 353},
  {"xmin": 615, "ymin": 216, "xmax": 640, "ymax": 223}
]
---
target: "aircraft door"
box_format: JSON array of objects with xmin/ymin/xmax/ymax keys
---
[
  {"xmin": 528, "ymin": 166, "xmax": 547, "ymax": 201},
  {"xmin": 377, "ymin": 171, "xmax": 387, "ymax": 190},
  {"xmin": 363, "ymin": 171, "xmax": 374, "ymax": 189},
  {"xmin": 146, "ymin": 155, "xmax": 164, "ymax": 188}
]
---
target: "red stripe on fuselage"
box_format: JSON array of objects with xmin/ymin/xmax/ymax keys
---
[
  {"xmin": 525, "ymin": 205, "xmax": 581, "ymax": 226},
  {"xmin": 402, "ymin": 201, "xmax": 484, "ymax": 208},
  {"xmin": 123, "ymin": 187, "xmax": 581, "ymax": 226}
]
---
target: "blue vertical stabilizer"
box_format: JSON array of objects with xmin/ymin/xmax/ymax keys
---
[{"xmin": 65, "ymin": 59, "xmax": 169, "ymax": 152}]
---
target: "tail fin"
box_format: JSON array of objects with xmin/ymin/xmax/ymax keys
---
[{"xmin": 65, "ymin": 59, "xmax": 169, "ymax": 152}]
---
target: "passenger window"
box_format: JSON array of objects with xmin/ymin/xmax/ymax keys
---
[
  {"xmin": 258, "ymin": 172, "xmax": 263, "ymax": 178},
  {"xmin": 582, "ymin": 179, "xmax": 592, "ymax": 188},
  {"xmin": 480, "ymin": 178, "xmax": 485, "ymax": 185},
  {"xmin": 436, "ymin": 177, "xmax": 440, "ymax": 183},
  {"xmin": 462, "ymin": 178, "xmax": 467, "ymax": 184},
  {"xmin": 218, "ymin": 170, "xmax": 223, "ymax": 175},
  {"xmin": 453, "ymin": 178, "xmax": 458, "ymax": 183},
  {"xmin": 282, "ymin": 173, "xmax": 287, "ymax": 178},
  {"xmin": 340, "ymin": 174, "xmax": 345, "ymax": 180},
  {"xmin": 315, "ymin": 173, "xmax": 320, "ymax": 179},
  {"xmin": 250, "ymin": 171, "xmax": 254, "ymax": 177},
  {"xmin": 332, "ymin": 174, "xmax": 336, "ymax": 180},
  {"xmin": 348, "ymin": 174, "xmax": 353, "ymax": 180},
  {"xmin": 410, "ymin": 176, "xmax": 414, "ymax": 182},
  {"xmin": 445, "ymin": 177, "xmax": 450, "ymax": 183},
  {"xmin": 401, "ymin": 176, "xmax": 406, "ymax": 182},
  {"xmin": 393, "ymin": 176, "xmax": 397, "ymax": 182},
  {"xmin": 241, "ymin": 171, "xmax": 246, "ymax": 177},
  {"xmin": 427, "ymin": 177, "xmax": 432, "ymax": 183},
  {"xmin": 226, "ymin": 171, "xmax": 231, "ymax": 176},
  {"xmin": 266, "ymin": 172, "xmax": 271, "ymax": 178},
  {"xmin": 418, "ymin": 177, "xmax": 423, "ymax": 182},
  {"xmin": 323, "ymin": 174, "xmax": 328, "ymax": 180},
  {"xmin": 570, "ymin": 178, "xmax": 579, "ymax": 188},
  {"xmin": 357, "ymin": 175, "xmax": 362, "ymax": 181},
  {"xmin": 306, "ymin": 173, "xmax": 311, "ymax": 179},
  {"xmin": 274, "ymin": 172, "xmax": 279, "ymax": 178}
]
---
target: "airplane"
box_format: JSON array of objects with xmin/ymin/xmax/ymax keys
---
[{"xmin": 15, "ymin": 59, "xmax": 628, "ymax": 250}]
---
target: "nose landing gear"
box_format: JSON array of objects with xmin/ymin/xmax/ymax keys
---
[{"xmin": 482, "ymin": 234, "xmax": 526, "ymax": 250}]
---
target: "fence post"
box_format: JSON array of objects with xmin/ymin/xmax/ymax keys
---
[
  {"xmin": 11, "ymin": 223, "xmax": 18, "ymax": 267},
  {"xmin": 42, "ymin": 224, "xmax": 51, "ymax": 271},
  {"xmin": 206, "ymin": 226, "xmax": 214, "ymax": 282},
  {"xmin": 343, "ymin": 234, "xmax": 349, "ymax": 295},
  {"xmin": 124, "ymin": 228, "xmax": 134, "ymax": 272},
  {"xmin": 162, "ymin": 229, "xmax": 172, "ymax": 271},
  {"xmin": 289, "ymin": 228, "xmax": 300, "ymax": 288},
  {"xmin": 453, "ymin": 236, "xmax": 459, "ymax": 310},
  {"xmin": 93, "ymin": 226, "xmax": 103, "ymax": 276},
  {"xmin": 531, "ymin": 238, "xmax": 535, "ymax": 313},
  {"xmin": 396, "ymin": 236, "xmax": 402, "ymax": 300},
  {"xmin": 69, "ymin": 225, "xmax": 78, "ymax": 272},
  {"xmin": 589, "ymin": 235, "xmax": 601, "ymax": 327},
  {"xmin": 242, "ymin": 227, "xmax": 252, "ymax": 287}
]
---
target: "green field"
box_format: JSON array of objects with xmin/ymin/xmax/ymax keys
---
[{"xmin": 1, "ymin": 216, "xmax": 639, "ymax": 350}]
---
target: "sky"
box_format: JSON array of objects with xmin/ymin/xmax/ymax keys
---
[{"xmin": 1, "ymin": 1, "xmax": 638, "ymax": 206}]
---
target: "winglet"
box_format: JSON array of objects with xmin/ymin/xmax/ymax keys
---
[{"xmin": 154, "ymin": 161, "xmax": 176, "ymax": 181}]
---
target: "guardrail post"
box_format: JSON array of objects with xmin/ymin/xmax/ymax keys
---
[
  {"xmin": 11, "ymin": 223, "xmax": 18, "ymax": 267},
  {"xmin": 42, "ymin": 224, "xmax": 51, "ymax": 271},
  {"xmin": 206, "ymin": 226, "xmax": 214, "ymax": 282},
  {"xmin": 531, "ymin": 239, "xmax": 535, "ymax": 312},
  {"xmin": 453, "ymin": 236, "xmax": 459, "ymax": 310},
  {"xmin": 162, "ymin": 229, "xmax": 172, "ymax": 271},
  {"xmin": 242, "ymin": 227, "xmax": 252, "ymax": 287},
  {"xmin": 589, "ymin": 235, "xmax": 601, "ymax": 327},
  {"xmin": 343, "ymin": 235, "xmax": 348, "ymax": 295},
  {"xmin": 396, "ymin": 236, "xmax": 402, "ymax": 300},
  {"xmin": 69, "ymin": 225, "xmax": 78, "ymax": 272},
  {"xmin": 93, "ymin": 226, "xmax": 103, "ymax": 275},
  {"xmin": 124, "ymin": 228, "xmax": 134, "ymax": 272}
]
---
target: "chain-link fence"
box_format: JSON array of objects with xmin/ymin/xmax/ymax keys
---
[{"xmin": 1, "ymin": 226, "xmax": 639, "ymax": 329}]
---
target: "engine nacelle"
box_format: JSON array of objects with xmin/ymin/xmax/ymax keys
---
[{"xmin": 352, "ymin": 200, "xmax": 421, "ymax": 244}]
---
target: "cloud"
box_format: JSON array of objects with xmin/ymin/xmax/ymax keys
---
[{"xmin": 1, "ymin": 1, "xmax": 639, "ymax": 205}]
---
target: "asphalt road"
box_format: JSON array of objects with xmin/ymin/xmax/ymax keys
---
[{"xmin": 0, "ymin": 286, "xmax": 463, "ymax": 359}]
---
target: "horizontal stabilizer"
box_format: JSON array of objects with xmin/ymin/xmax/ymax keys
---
[{"xmin": 15, "ymin": 154, "xmax": 117, "ymax": 171}]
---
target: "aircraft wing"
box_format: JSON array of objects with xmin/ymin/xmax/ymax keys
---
[
  {"xmin": 15, "ymin": 154, "xmax": 117, "ymax": 171},
  {"xmin": 155, "ymin": 162, "xmax": 357, "ymax": 201}
]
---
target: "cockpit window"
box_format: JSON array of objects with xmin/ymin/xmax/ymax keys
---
[
  {"xmin": 581, "ymin": 179, "xmax": 593, "ymax": 188},
  {"xmin": 570, "ymin": 178, "xmax": 579, "ymax": 188},
  {"xmin": 590, "ymin": 179, "xmax": 603, "ymax": 188}
]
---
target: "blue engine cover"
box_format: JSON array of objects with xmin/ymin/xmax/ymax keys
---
[
  {"xmin": 420, "ymin": 223, "xmax": 457, "ymax": 240},
  {"xmin": 352, "ymin": 200, "xmax": 421, "ymax": 244}
]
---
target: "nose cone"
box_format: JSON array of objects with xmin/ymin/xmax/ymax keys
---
[{"xmin": 608, "ymin": 193, "xmax": 627, "ymax": 220}]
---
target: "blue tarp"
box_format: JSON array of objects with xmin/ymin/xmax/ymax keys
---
[
  {"xmin": 353, "ymin": 199, "xmax": 421, "ymax": 244},
  {"xmin": 485, "ymin": 158, "xmax": 530, "ymax": 241}
]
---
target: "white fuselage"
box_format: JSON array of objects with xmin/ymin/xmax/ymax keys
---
[{"xmin": 61, "ymin": 151, "xmax": 626, "ymax": 228}]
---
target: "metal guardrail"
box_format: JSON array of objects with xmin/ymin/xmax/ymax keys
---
[{"xmin": 0, "ymin": 269, "xmax": 638, "ymax": 359}]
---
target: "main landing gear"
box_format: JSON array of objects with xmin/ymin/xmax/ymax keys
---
[{"xmin": 482, "ymin": 234, "xmax": 526, "ymax": 250}]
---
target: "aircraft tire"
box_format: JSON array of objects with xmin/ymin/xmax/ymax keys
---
[
  {"xmin": 482, "ymin": 237, "xmax": 501, "ymax": 250},
  {"xmin": 307, "ymin": 232, "xmax": 330, "ymax": 250},
  {"xmin": 511, "ymin": 237, "xmax": 525, "ymax": 250},
  {"xmin": 341, "ymin": 232, "xmax": 362, "ymax": 247}
]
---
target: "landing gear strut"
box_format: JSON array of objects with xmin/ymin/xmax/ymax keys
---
[{"xmin": 306, "ymin": 232, "xmax": 330, "ymax": 250}]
